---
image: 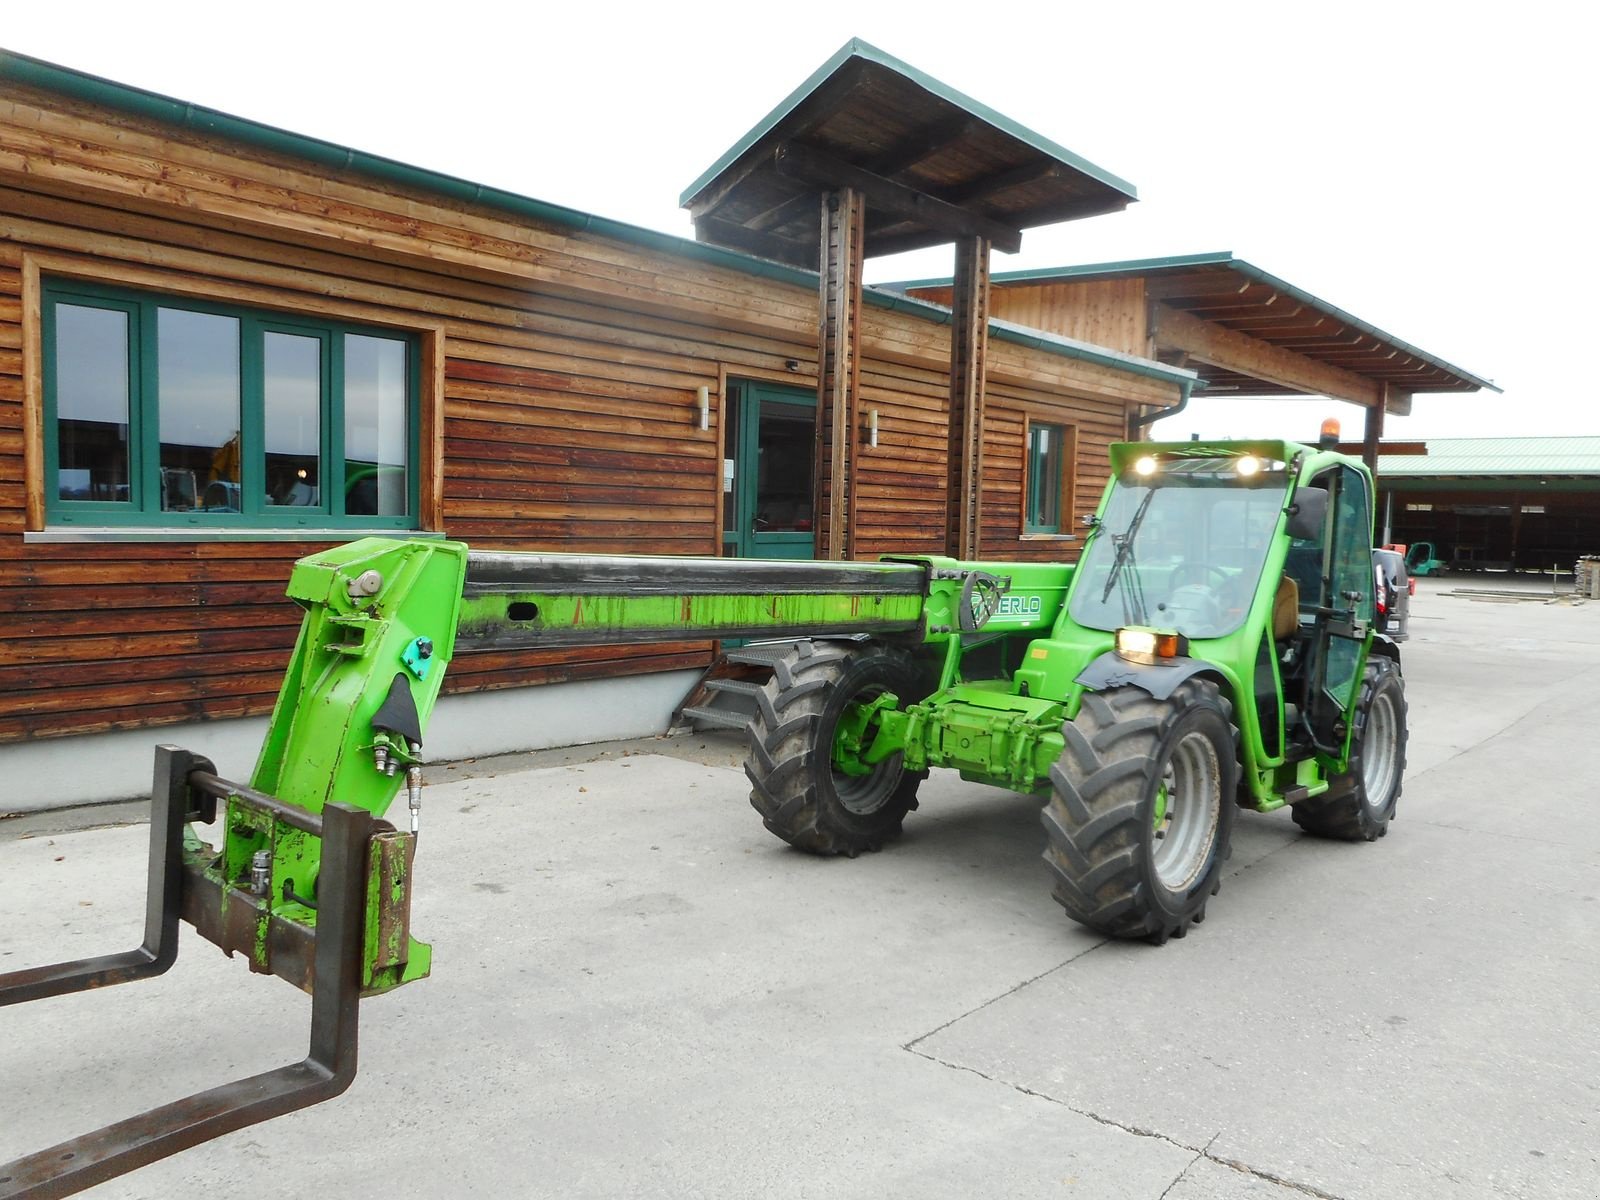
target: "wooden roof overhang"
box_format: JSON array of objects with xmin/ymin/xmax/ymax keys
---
[
  {"xmin": 989, "ymin": 253, "xmax": 1497, "ymax": 413},
  {"xmin": 680, "ymin": 39, "xmax": 1137, "ymax": 267}
]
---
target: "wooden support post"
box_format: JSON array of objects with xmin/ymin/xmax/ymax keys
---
[
  {"xmin": 945, "ymin": 236, "xmax": 991, "ymax": 559},
  {"xmin": 814, "ymin": 188, "xmax": 865, "ymax": 560},
  {"xmin": 1362, "ymin": 383, "xmax": 1388, "ymax": 477}
]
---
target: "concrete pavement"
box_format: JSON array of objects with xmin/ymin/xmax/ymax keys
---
[{"xmin": 1, "ymin": 584, "xmax": 1595, "ymax": 1198}]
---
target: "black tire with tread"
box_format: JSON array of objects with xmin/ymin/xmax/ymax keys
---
[
  {"xmin": 1042, "ymin": 679, "xmax": 1238, "ymax": 944},
  {"xmin": 1291, "ymin": 658, "xmax": 1408, "ymax": 841},
  {"xmin": 745, "ymin": 639, "xmax": 927, "ymax": 857}
]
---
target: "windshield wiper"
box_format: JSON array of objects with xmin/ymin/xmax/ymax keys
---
[{"xmin": 1099, "ymin": 486, "xmax": 1158, "ymax": 624}]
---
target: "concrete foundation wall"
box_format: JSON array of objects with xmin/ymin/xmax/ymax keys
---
[{"xmin": 0, "ymin": 670, "xmax": 701, "ymax": 814}]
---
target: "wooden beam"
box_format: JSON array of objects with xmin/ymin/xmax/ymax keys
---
[
  {"xmin": 1145, "ymin": 273, "xmax": 1253, "ymax": 302},
  {"xmin": 945, "ymin": 236, "xmax": 991, "ymax": 558},
  {"xmin": 1153, "ymin": 303, "xmax": 1382, "ymax": 408},
  {"xmin": 20, "ymin": 252, "xmax": 43, "ymax": 531},
  {"xmin": 682, "ymin": 152, "xmax": 769, "ymax": 221},
  {"xmin": 867, "ymin": 114, "xmax": 979, "ymax": 178},
  {"xmin": 939, "ymin": 158, "xmax": 1061, "ymax": 206},
  {"xmin": 1333, "ymin": 441, "xmax": 1427, "ymax": 457},
  {"xmin": 691, "ymin": 215, "xmax": 814, "ymax": 269},
  {"xmin": 746, "ymin": 191, "xmax": 821, "ymax": 234},
  {"xmin": 1363, "ymin": 385, "xmax": 1387, "ymax": 475},
  {"xmin": 860, "ymin": 228, "xmax": 970, "ymax": 260},
  {"xmin": 773, "ymin": 142, "xmax": 1023, "ymax": 254},
  {"xmin": 814, "ymin": 189, "xmax": 866, "ymax": 560}
]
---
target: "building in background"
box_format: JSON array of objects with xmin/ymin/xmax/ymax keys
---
[{"xmin": 1372, "ymin": 438, "xmax": 1600, "ymax": 573}]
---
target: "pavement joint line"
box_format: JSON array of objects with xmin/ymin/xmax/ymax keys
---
[
  {"xmin": 901, "ymin": 939, "xmax": 1109, "ymax": 1052},
  {"xmin": 907, "ymin": 1047, "xmax": 1350, "ymax": 1200},
  {"xmin": 1156, "ymin": 1132, "xmax": 1219, "ymax": 1200},
  {"xmin": 900, "ymin": 838, "xmax": 1296, "ymax": 1057},
  {"xmin": 1202, "ymin": 1152, "xmax": 1350, "ymax": 1200}
]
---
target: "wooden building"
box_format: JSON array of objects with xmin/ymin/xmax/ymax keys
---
[
  {"xmin": 890, "ymin": 253, "xmax": 1498, "ymax": 470},
  {"xmin": 0, "ymin": 45, "xmax": 1203, "ymax": 806}
]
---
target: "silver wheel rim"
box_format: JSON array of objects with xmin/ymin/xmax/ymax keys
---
[
  {"xmin": 1152, "ymin": 731, "xmax": 1222, "ymax": 891},
  {"xmin": 834, "ymin": 754, "xmax": 901, "ymax": 815},
  {"xmin": 1362, "ymin": 691, "xmax": 1400, "ymax": 810}
]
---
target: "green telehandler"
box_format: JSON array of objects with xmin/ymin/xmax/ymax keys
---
[{"xmin": 0, "ymin": 433, "xmax": 1406, "ymax": 1198}]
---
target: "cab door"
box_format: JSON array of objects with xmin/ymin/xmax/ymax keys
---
[{"xmin": 1306, "ymin": 464, "xmax": 1375, "ymax": 751}]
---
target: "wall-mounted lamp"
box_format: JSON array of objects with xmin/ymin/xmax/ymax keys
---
[
  {"xmin": 784, "ymin": 359, "xmax": 800, "ymax": 372},
  {"xmin": 863, "ymin": 408, "xmax": 879, "ymax": 448},
  {"xmin": 695, "ymin": 385, "xmax": 710, "ymax": 432}
]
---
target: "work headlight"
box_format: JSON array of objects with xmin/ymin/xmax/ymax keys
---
[{"xmin": 1114, "ymin": 627, "xmax": 1188, "ymax": 665}]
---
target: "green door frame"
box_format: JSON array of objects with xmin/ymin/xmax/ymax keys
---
[{"xmin": 724, "ymin": 380, "xmax": 817, "ymax": 560}]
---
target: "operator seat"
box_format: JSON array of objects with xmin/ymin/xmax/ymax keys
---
[{"xmin": 1273, "ymin": 575, "xmax": 1299, "ymax": 640}]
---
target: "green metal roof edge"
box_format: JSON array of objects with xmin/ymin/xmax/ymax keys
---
[
  {"xmin": 678, "ymin": 37, "xmax": 1138, "ymax": 209},
  {"xmin": 1381, "ymin": 465, "xmax": 1600, "ymax": 477},
  {"xmin": 881, "ymin": 250, "xmax": 1502, "ymax": 394},
  {"xmin": 0, "ymin": 47, "xmax": 1185, "ymax": 394}
]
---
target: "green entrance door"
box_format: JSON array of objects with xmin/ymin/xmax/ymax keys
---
[{"xmin": 722, "ymin": 380, "xmax": 816, "ymax": 560}]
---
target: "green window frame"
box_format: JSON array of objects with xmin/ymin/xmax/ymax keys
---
[
  {"xmin": 1024, "ymin": 419, "xmax": 1075, "ymax": 534},
  {"xmin": 42, "ymin": 279, "xmax": 421, "ymax": 531}
]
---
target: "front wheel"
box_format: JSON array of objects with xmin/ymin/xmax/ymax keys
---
[
  {"xmin": 1292, "ymin": 659, "xmax": 1408, "ymax": 841},
  {"xmin": 1042, "ymin": 680, "xmax": 1238, "ymax": 944},
  {"xmin": 745, "ymin": 639, "xmax": 926, "ymax": 857}
]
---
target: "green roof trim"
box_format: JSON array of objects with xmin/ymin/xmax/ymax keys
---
[
  {"xmin": 880, "ymin": 251, "xmax": 1501, "ymax": 394},
  {"xmin": 1379, "ymin": 437, "xmax": 1600, "ymax": 478},
  {"xmin": 0, "ymin": 47, "xmax": 1189, "ymax": 395},
  {"xmin": 679, "ymin": 38, "xmax": 1137, "ymax": 210}
]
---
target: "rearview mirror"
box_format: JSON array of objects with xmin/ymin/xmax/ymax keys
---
[{"xmin": 1286, "ymin": 487, "xmax": 1328, "ymax": 541}]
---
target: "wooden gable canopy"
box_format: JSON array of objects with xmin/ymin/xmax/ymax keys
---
[
  {"xmin": 680, "ymin": 39, "xmax": 1137, "ymax": 267},
  {"xmin": 1017, "ymin": 253, "xmax": 1499, "ymax": 409}
]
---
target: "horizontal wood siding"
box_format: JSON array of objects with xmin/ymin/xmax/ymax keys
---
[
  {"xmin": 910, "ymin": 279, "xmax": 1150, "ymax": 358},
  {"xmin": 978, "ymin": 377, "xmax": 1125, "ymax": 561},
  {"xmin": 0, "ymin": 83, "xmax": 1178, "ymax": 743}
]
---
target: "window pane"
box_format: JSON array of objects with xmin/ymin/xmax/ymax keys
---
[
  {"xmin": 1029, "ymin": 424, "xmax": 1061, "ymax": 531},
  {"xmin": 754, "ymin": 400, "xmax": 814, "ymax": 532},
  {"xmin": 344, "ymin": 334, "xmax": 408, "ymax": 516},
  {"xmin": 158, "ymin": 308, "xmax": 241, "ymax": 512},
  {"xmin": 55, "ymin": 304, "xmax": 131, "ymax": 502},
  {"xmin": 265, "ymin": 332, "xmax": 322, "ymax": 506}
]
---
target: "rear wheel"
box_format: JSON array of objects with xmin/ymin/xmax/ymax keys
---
[
  {"xmin": 1292, "ymin": 659, "xmax": 1408, "ymax": 840},
  {"xmin": 745, "ymin": 639, "xmax": 926, "ymax": 857},
  {"xmin": 1042, "ymin": 680, "xmax": 1237, "ymax": 944}
]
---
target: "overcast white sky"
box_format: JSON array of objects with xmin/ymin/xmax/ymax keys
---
[{"xmin": 8, "ymin": 2, "xmax": 1592, "ymax": 444}]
